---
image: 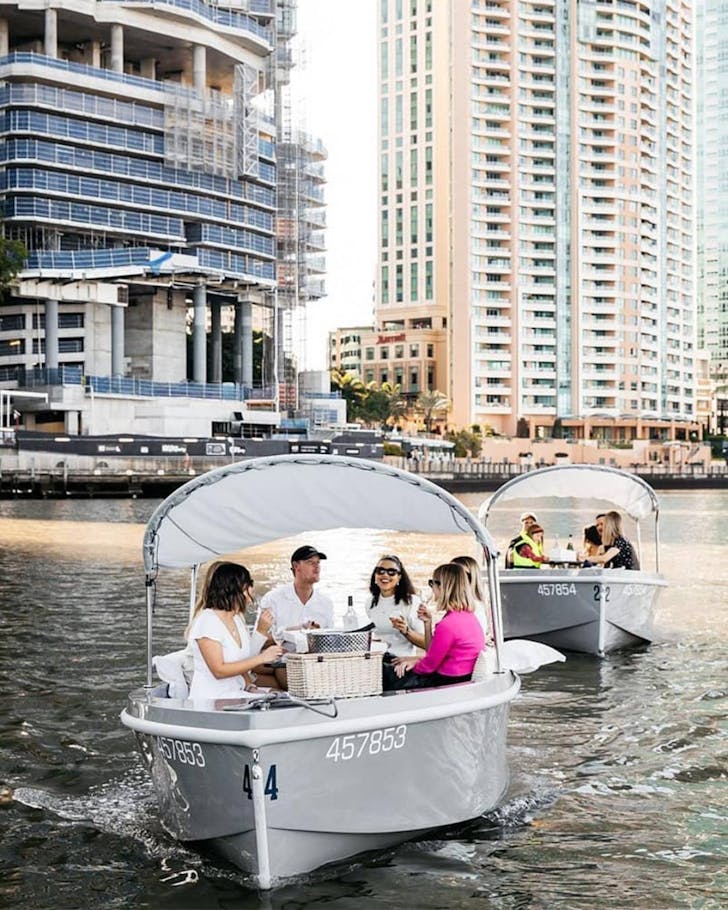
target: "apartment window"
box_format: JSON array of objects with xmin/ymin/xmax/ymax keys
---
[
  {"xmin": 410, "ymin": 147, "xmax": 418, "ymax": 184},
  {"xmin": 410, "ymin": 91, "xmax": 417, "ymax": 130},
  {"xmin": 410, "ymin": 261, "xmax": 418, "ymax": 300},
  {"xmin": 427, "ymin": 368, "xmax": 434, "ymax": 387},
  {"xmin": 395, "ymin": 38, "xmax": 403, "ymax": 76},
  {"xmin": 410, "ymin": 35, "xmax": 417, "ymax": 73},
  {"xmin": 381, "ymin": 266, "xmax": 389, "ymax": 303},
  {"xmin": 410, "ymin": 344, "xmax": 419, "ymax": 357},
  {"xmin": 381, "ymin": 97, "xmax": 389, "ymax": 134},
  {"xmin": 425, "ymin": 30, "xmax": 432, "ymax": 69},
  {"xmin": 425, "ymin": 260, "xmax": 433, "ymax": 299},
  {"xmin": 395, "ymin": 367, "xmax": 404, "ymax": 385},
  {"xmin": 410, "ymin": 369, "xmax": 419, "ymax": 388},
  {"xmin": 381, "ymin": 370, "xmax": 389, "ymax": 384},
  {"xmin": 425, "ymin": 88, "xmax": 433, "ymax": 127},
  {"xmin": 395, "ymin": 207, "xmax": 403, "ymax": 245},
  {"xmin": 395, "ymin": 150, "xmax": 403, "ymax": 188},
  {"xmin": 425, "ymin": 146, "xmax": 432, "ymax": 184},
  {"xmin": 381, "ymin": 0, "xmax": 388, "ymax": 24},
  {"xmin": 394, "ymin": 344, "xmax": 404, "ymax": 359},
  {"xmin": 0, "ymin": 314, "xmax": 25, "ymax": 332},
  {"xmin": 382, "ymin": 210, "xmax": 389, "ymax": 245},
  {"xmin": 396, "ymin": 94, "xmax": 403, "ymax": 132},
  {"xmin": 380, "ymin": 346, "xmax": 389, "ymax": 360},
  {"xmin": 426, "ymin": 344, "xmax": 434, "ymax": 357},
  {"xmin": 365, "ymin": 347, "xmax": 375, "ymax": 361},
  {"xmin": 381, "ymin": 153, "xmax": 389, "ymax": 192},
  {"xmin": 410, "ymin": 204, "xmax": 418, "ymax": 243},
  {"xmin": 396, "ymin": 263, "xmax": 404, "ymax": 301},
  {"xmin": 381, "ymin": 41, "xmax": 388, "ymax": 79},
  {"xmin": 425, "ymin": 203, "xmax": 433, "ymax": 241},
  {"xmin": 365, "ymin": 369, "xmax": 374, "ymax": 383},
  {"xmin": 0, "ymin": 338, "xmax": 24, "ymax": 356}
]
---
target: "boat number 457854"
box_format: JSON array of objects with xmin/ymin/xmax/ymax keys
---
[{"xmin": 326, "ymin": 725, "xmax": 407, "ymax": 762}]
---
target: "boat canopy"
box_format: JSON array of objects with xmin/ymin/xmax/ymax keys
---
[
  {"xmin": 479, "ymin": 464, "xmax": 660, "ymax": 524},
  {"xmin": 144, "ymin": 454, "xmax": 498, "ymax": 572}
]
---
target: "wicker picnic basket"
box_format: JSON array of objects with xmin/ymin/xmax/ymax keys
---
[
  {"xmin": 286, "ymin": 651, "xmax": 383, "ymax": 699},
  {"xmin": 306, "ymin": 629, "xmax": 372, "ymax": 654}
]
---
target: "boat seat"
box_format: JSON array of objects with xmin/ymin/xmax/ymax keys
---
[{"xmin": 153, "ymin": 649, "xmax": 192, "ymax": 699}]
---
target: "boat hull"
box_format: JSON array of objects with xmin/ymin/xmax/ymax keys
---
[
  {"xmin": 122, "ymin": 672, "xmax": 519, "ymax": 886},
  {"xmin": 499, "ymin": 567, "xmax": 666, "ymax": 656}
]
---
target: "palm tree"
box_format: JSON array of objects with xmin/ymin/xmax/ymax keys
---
[
  {"xmin": 330, "ymin": 369, "xmax": 367, "ymax": 421},
  {"xmin": 417, "ymin": 390, "xmax": 450, "ymax": 433},
  {"xmin": 380, "ymin": 381, "xmax": 408, "ymax": 428}
]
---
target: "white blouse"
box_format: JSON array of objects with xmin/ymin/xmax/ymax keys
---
[
  {"xmin": 366, "ymin": 593, "xmax": 425, "ymax": 657},
  {"xmin": 188, "ymin": 611, "xmax": 261, "ymax": 702}
]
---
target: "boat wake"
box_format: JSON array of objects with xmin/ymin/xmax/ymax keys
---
[{"xmin": 12, "ymin": 765, "xmax": 202, "ymax": 870}]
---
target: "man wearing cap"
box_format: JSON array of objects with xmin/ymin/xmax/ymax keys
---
[
  {"xmin": 505, "ymin": 512, "xmax": 539, "ymax": 568},
  {"xmin": 259, "ymin": 545, "xmax": 335, "ymax": 630}
]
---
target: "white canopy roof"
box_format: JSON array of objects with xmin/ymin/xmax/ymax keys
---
[
  {"xmin": 143, "ymin": 454, "xmax": 497, "ymax": 571},
  {"xmin": 479, "ymin": 464, "xmax": 659, "ymax": 524}
]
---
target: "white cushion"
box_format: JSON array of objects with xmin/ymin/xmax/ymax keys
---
[{"xmin": 153, "ymin": 649, "xmax": 190, "ymax": 699}]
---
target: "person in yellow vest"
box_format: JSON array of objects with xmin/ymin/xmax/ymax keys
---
[{"xmin": 512, "ymin": 524, "xmax": 550, "ymax": 569}]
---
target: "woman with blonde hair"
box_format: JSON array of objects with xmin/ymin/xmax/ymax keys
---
[
  {"xmin": 587, "ymin": 510, "xmax": 639, "ymax": 570},
  {"xmin": 383, "ymin": 562, "xmax": 485, "ymax": 691}
]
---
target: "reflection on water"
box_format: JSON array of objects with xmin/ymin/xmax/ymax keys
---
[{"xmin": 0, "ymin": 490, "xmax": 726, "ymax": 909}]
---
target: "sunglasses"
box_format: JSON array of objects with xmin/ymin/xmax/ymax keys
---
[
  {"xmin": 428, "ymin": 578, "xmax": 441, "ymax": 587},
  {"xmin": 375, "ymin": 567, "xmax": 400, "ymax": 577}
]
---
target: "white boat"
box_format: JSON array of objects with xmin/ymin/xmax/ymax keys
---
[
  {"xmin": 120, "ymin": 453, "xmax": 547, "ymax": 889},
  {"xmin": 479, "ymin": 464, "xmax": 668, "ymax": 656}
]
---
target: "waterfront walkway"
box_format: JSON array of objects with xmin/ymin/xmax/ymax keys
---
[{"xmin": 1, "ymin": 457, "xmax": 726, "ymax": 498}]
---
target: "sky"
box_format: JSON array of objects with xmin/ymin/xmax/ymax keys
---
[{"xmin": 291, "ymin": 0, "xmax": 378, "ymax": 369}]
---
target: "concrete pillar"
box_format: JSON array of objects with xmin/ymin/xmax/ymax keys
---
[
  {"xmin": 91, "ymin": 40, "xmax": 101, "ymax": 68},
  {"xmin": 141, "ymin": 56, "xmax": 156, "ymax": 80},
  {"xmin": 193, "ymin": 44, "xmax": 206, "ymax": 96},
  {"xmin": 210, "ymin": 299, "xmax": 222, "ymax": 384},
  {"xmin": 44, "ymin": 8, "xmax": 57, "ymax": 58},
  {"xmin": 241, "ymin": 300, "xmax": 253, "ymax": 388},
  {"xmin": 111, "ymin": 305, "xmax": 124, "ymax": 377},
  {"xmin": 192, "ymin": 284, "xmax": 207, "ymax": 384},
  {"xmin": 233, "ymin": 302, "xmax": 243, "ymax": 385},
  {"xmin": 45, "ymin": 298, "xmax": 59, "ymax": 372},
  {"xmin": 0, "ymin": 20, "xmax": 9, "ymax": 57},
  {"xmin": 110, "ymin": 24, "xmax": 123, "ymax": 73}
]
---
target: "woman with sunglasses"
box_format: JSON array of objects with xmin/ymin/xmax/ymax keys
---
[
  {"xmin": 188, "ymin": 561, "xmax": 283, "ymax": 701},
  {"xmin": 367, "ymin": 555, "xmax": 426, "ymax": 656},
  {"xmin": 384, "ymin": 562, "xmax": 485, "ymax": 691}
]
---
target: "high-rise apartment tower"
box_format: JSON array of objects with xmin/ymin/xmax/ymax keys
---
[{"xmin": 375, "ymin": 0, "xmax": 696, "ymax": 439}]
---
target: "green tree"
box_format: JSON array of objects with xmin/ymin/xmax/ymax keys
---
[
  {"xmin": 0, "ymin": 236, "xmax": 27, "ymax": 293},
  {"xmin": 552, "ymin": 417, "xmax": 564, "ymax": 439},
  {"xmin": 446, "ymin": 428, "xmax": 482, "ymax": 458},
  {"xmin": 417, "ymin": 389, "xmax": 449, "ymax": 432},
  {"xmin": 330, "ymin": 369, "xmax": 367, "ymax": 421},
  {"xmin": 381, "ymin": 381, "xmax": 408, "ymax": 428},
  {"xmin": 516, "ymin": 417, "xmax": 530, "ymax": 438}
]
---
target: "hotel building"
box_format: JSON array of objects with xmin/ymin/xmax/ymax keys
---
[
  {"xmin": 0, "ymin": 0, "xmax": 324, "ymax": 436},
  {"xmin": 370, "ymin": 0, "xmax": 698, "ymax": 441}
]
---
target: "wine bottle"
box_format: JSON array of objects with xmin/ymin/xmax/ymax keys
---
[
  {"xmin": 343, "ymin": 595, "xmax": 357, "ymax": 631},
  {"xmin": 566, "ymin": 534, "xmax": 574, "ymax": 551}
]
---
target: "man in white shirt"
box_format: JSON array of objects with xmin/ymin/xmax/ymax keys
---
[{"xmin": 260, "ymin": 545, "xmax": 335, "ymax": 630}]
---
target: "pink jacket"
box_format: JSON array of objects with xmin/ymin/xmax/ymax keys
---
[{"xmin": 413, "ymin": 610, "xmax": 485, "ymax": 678}]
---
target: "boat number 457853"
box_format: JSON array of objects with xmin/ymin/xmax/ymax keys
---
[{"xmin": 326, "ymin": 725, "xmax": 407, "ymax": 762}]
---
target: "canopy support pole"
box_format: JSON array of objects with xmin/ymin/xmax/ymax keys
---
[
  {"xmin": 188, "ymin": 565, "xmax": 199, "ymax": 625},
  {"xmin": 145, "ymin": 574, "xmax": 154, "ymax": 688}
]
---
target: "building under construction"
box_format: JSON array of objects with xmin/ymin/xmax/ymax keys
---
[{"xmin": 0, "ymin": 0, "xmax": 326, "ymax": 437}]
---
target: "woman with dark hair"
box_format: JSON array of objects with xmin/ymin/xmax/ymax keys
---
[
  {"xmin": 384, "ymin": 562, "xmax": 485, "ymax": 691},
  {"xmin": 188, "ymin": 561, "xmax": 283, "ymax": 701},
  {"xmin": 366, "ymin": 554, "xmax": 426, "ymax": 654},
  {"xmin": 579, "ymin": 524, "xmax": 602, "ymax": 565}
]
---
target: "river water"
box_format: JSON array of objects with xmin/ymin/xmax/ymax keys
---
[{"xmin": 0, "ymin": 490, "xmax": 726, "ymax": 909}]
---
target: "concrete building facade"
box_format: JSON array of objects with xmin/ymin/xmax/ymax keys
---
[
  {"xmin": 374, "ymin": 0, "xmax": 698, "ymax": 441},
  {"xmin": 0, "ymin": 0, "xmax": 324, "ymax": 437}
]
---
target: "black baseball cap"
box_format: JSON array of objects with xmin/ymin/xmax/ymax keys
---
[{"xmin": 291, "ymin": 545, "xmax": 327, "ymax": 562}]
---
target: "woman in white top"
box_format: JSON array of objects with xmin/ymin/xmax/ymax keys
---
[
  {"xmin": 366, "ymin": 555, "xmax": 425, "ymax": 658},
  {"xmin": 188, "ymin": 562, "xmax": 283, "ymax": 702}
]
